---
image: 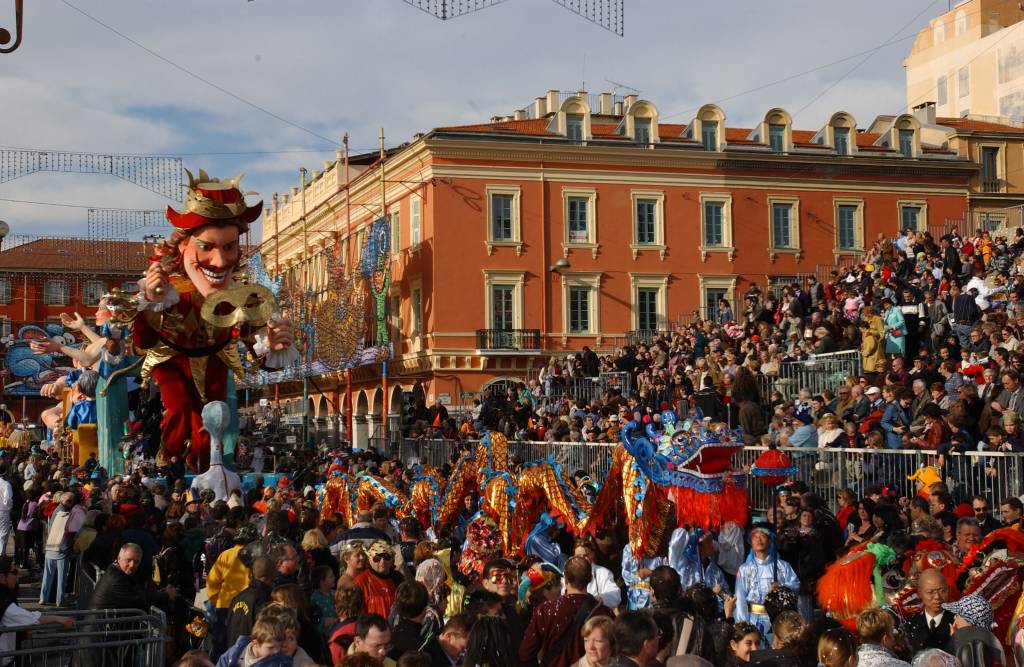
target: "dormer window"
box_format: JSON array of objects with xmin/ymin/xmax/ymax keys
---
[
  {"xmin": 686, "ymin": 105, "xmax": 726, "ymax": 152},
  {"xmin": 823, "ymin": 111, "xmax": 858, "ymax": 156},
  {"xmin": 622, "ymin": 100, "xmax": 660, "ymax": 146},
  {"xmin": 890, "ymin": 114, "xmax": 920, "ymax": 158},
  {"xmin": 551, "ymin": 95, "xmax": 593, "ymax": 143},
  {"xmin": 898, "ymin": 129, "xmax": 914, "ymax": 157},
  {"xmin": 702, "ymin": 122, "xmax": 718, "ymax": 151},
  {"xmin": 834, "ymin": 127, "xmax": 850, "ymax": 156},
  {"xmin": 567, "ymin": 114, "xmax": 584, "ymax": 142},
  {"xmin": 756, "ymin": 109, "xmax": 793, "ymax": 154},
  {"xmin": 635, "ymin": 118, "xmax": 651, "ymax": 145},
  {"xmin": 769, "ymin": 124, "xmax": 786, "ymax": 152}
]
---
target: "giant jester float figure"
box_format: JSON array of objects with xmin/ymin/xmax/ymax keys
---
[{"xmin": 134, "ymin": 170, "xmax": 297, "ymax": 471}]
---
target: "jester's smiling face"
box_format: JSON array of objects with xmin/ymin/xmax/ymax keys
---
[{"xmin": 179, "ymin": 225, "xmax": 241, "ymax": 297}]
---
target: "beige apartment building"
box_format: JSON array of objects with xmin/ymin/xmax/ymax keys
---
[
  {"xmin": 905, "ymin": 0, "xmax": 1024, "ymax": 119},
  {"xmin": 905, "ymin": 0, "xmax": 1024, "ymax": 229}
]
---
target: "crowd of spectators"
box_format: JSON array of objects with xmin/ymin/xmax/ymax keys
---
[{"xmin": 0, "ymin": 226, "xmax": 1023, "ymax": 667}]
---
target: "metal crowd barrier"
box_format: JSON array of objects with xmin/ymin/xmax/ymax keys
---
[
  {"xmin": 397, "ymin": 438, "xmax": 616, "ymax": 478},
  {"xmin": 740, "ymin": 446, "xmax": 1024, "ymax": 514},
  {"xmin": 389, "ymin": 440, "xmax": 1024, "ymax": 516},
  {"xmin": 758, "ymin": 350, "xmax": 862, "ymax": 404},
  {"xmin": 0, "ymin": 606, "xmax": 167, "ymax": 667},
  {"xmin": 77, "ymin": 559, "xmax": 101, "ymax": 611}
]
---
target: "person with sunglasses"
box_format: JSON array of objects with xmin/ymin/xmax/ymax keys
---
[
  {"xmin": 969, "ymin": 496, "xmax": 1001, "ymax": 535},
  {"xmin": 353, "ymin": 541, "xmax": 403, "ymax": 619}
]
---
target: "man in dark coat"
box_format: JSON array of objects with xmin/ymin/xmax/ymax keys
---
[
  {"xmin": 389, "ymin": 581, "xmax": 434, "ymax": 659},
  {"xmin": 581, "ymin": 346, "xmax": 600, "ymax": 378},
  {"xmin": 225, "ymin": 556, "xmax": 274, "ymax": 649},
  {"xmin": 647, "ymin": 566, "xmax": 715, "ymax": 661},
  {"xmin": 90, "ymin": 543, "xmax": 175, "ymax": 611},
  {"xmin": 904, "ymin": 568, "xmax": 956, "ymax": 654},
  {"xmin": 520, "ymin": 557, "xmax": 613, "ymax": 667}
]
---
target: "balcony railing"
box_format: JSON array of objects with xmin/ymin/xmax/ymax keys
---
[
  {"xmin": 476, "ymin": 328, "xmax": 541, "ymax": 350},
  {"xmin": 982, "ymin": 179, "xmax": 1002, "ymax": 193}
]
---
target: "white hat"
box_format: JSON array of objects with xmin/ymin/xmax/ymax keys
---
[{"xmin": 866, "ymin": 386, "xmax": 881, "ymax": 396}]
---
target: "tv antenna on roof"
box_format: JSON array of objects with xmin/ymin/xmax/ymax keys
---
[{"xmin": 605, "ymin": 79, "xmax": 641, "ymax": 96}]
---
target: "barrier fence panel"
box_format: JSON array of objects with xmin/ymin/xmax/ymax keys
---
[
  {"xmin": 0, "ymin": 607, "xmax": 166, "ymax": 667},
  {"xmin": 77, "ymin": 559, "xmax": 101, "ymax": 611},
  {"xmin": 742, "ymin": 447, "xmax": 1024, "ymax": 515},
  {"xmin": 758, "ymin": 350, "xmax": 861, "ymax": 407},
  {"xmin": 392, "ymin": 439, "xmax": 1024, "ymax": 519},
  {"xmin": 598, "ymin": 371, "xmax": 632, "ymax": 394}
]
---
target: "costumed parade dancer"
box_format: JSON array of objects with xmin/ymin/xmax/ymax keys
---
[
  {"xmin": 734, "ymin": 524, "xmax": 800, "ymax": 641},
  {"xmin": 134, "ymin": 170, "xmax": 297, "ymax": 472}
]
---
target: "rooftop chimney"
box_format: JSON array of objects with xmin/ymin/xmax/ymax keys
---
[
  {"xmin": 547, "ymin": 89, "xmax": 560, "ymax": 113},
  {"xmin": 514, "ymin": 109, "xmax": 526, "ymax": 121},
  {"xmin": 912, "ymin": 101, "xmax": 937, "ymax": 125},
  {"xmin": 613, "ymin": 101, "xmax": 623, "ymax": 115},
  {"xmin": 623, "ymin": 94, "xmax": 638, "ymax": 111},
  {"xmin": 599, "ymin": 92, "xmax": 612, "ymax": 114},
  {"xmin": 534, "ymin": 96, "xmax": 547, "ymax": 117}
]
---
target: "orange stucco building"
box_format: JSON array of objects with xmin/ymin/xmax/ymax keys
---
[{"xmin": 261, "ymin": 91, "xmax": 980, "ymax": 447}]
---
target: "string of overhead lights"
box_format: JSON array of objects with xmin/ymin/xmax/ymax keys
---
[
  {"xmin": 86, "ymin": 208, "xmax": 165, "ymax": 240},
  {"xmin": 0, "ymin": 150, "xmax": 184, "ymax": 202},
  {"xmin": 400, "ymin": 0, "xmax": 624, "ymax": 35}
]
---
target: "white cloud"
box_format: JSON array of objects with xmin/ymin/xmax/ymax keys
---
[{"xmin": 1, "ymin": 0, "xmax": 929, "ymax": 238}]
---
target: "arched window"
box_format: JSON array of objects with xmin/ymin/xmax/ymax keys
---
[
  {"xmin": 933, "ymin": 20, "xmax": 946, "ymax": 45},
  {"xmin": 955, "ymin": 9, "xmax": 968, "ymax": 35},
  {"xmin": 827, "ymin": 112, "xmax": 857, "ymax": 156},
  {"xmin": 891, "ymin": 114, "xmax": 921, "ymax": 158},
  {"xmin": 687, "ymin": 104, "xmax": 726, "ymax": 152},
  {"xmin": 762, "ymin": 108, "xmax": 793, "ymax": 153},
  {"xmin": 623, "ymin": 100, "xmax": 660, "ymax": 145},
  {"xmin": 554, "ymin": 96, "xmax": 592, "ymax": 143}
]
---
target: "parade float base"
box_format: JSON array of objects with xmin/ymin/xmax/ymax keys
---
[{"xmin": 180, "ymin": 471, "xmax": 289, "ymax": 492}]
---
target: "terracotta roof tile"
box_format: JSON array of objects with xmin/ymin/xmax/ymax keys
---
[
  {"xmin": 936, "ymin": 117, "xmax": 1024, "ymax": 134},
  {"xmin": 0, "ymin": 239, "xmax": 149, "ymax": 273},
  {"xmin": 434, "ymin": 118, "xmax": 555, "ymax": 136},
  {"xmin": 433, "ymin": 118, "xmax": 957, "ymax": 154}
]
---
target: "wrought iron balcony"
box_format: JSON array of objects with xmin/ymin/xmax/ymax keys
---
[
  {"xmin": 982, "ymin": 179, "xmax": 1002, "ymax": 193},
  {"xmin": 476, "ymin": 328, "xmax": 541, "ymax": 350}
]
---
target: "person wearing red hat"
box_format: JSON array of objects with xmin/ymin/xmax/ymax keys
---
[{"xmin": 134, "ymin": 170, "xmax": 296, "ymax": 471}]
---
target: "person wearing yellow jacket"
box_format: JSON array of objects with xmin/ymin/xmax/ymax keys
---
[{"xmin": 206, "ymin": 525, "xmax": 256, "ymax": 661}]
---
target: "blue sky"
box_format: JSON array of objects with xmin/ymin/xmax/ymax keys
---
[{"xmin": 0, "ymin": 0, "xmax": 941, "ymax": 240}]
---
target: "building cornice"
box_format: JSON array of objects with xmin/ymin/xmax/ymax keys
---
[{"xmin": 422, "ymin": 136, "xmax": 977, "ymax": 179}]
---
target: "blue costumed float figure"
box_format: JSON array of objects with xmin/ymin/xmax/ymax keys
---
[
  {"xmin": 586, "ymin": 408, "xmax": 749, "ymax": 610},
  {"xmin": 734, "ymin": 524, "xmax": 800, "ymax": 641}
]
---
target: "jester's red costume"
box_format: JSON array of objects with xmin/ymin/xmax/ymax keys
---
[
  {"xmin": 132, "ymin": 171, "xmax": 266, "ymax": 472},
  {"xmin": 133, "ymin": 279, "xmax": 239, "ymax": 471}
]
